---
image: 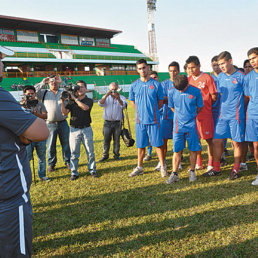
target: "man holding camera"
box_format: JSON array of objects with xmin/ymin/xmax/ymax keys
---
[
  {"xmin": 35, "ymin": 75, "xmax": 71, "ymax": 172},
  {"xmin": 21, "ymin": 85, "xmax": 50, "ymax": 182},
  {"xmin": 98, "ymin": 82, "xmax": 127, "ymax": 162},
  {"xmin": 61, "ymin": 80, "xmax": 97, "ymax": 180},
  {"xmin": 0, "ymin": 87, "xmax": 49, "ymax": 257}
]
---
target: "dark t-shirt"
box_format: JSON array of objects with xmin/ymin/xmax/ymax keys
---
[
  {"xmin": 66, "ymin": 96, "xmax": 93, "ymax": 128},
  {"xmin": 0, "ymin": 88, "xmax": 36, "ymax": 210}
]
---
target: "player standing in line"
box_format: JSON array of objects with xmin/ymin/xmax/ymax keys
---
[
  {"xmin": 187, "ymin": 56, "xmax": 217, "ymax": 173},
  {"xmin": 129, "ymin": 59, "xmax": 167, "ymax": 177},
  {"xmin": 166, "ymin": 74, "xmax": 203, "ymax": 184},
  {"xmin": 155, "ymin": 62, "xmax": 181, "ymax": 172},
  {"xmin": 243, "ymin": 47, "xmax": 258, "ymax": 185},
  {"xmin": 211, "ymin": 51, "xmax": 245, "ymax": 179}
]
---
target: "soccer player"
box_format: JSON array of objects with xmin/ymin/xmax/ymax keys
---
[
  {"xmin": 155, "ymin": 62, "xmax": 180, "ymax": 172},
  {"xmin": 187, "ymin": 56, "xmax": 217, "ymax": 173},
  {"xmin": 243, "ymin": 59, "xmax": 253, "ymax": 75},
  {"xmin": 143, "ymin": 70, "xmax": 160, "ymax": 161},
  {"xmin": 129, "ymin": 59, "xmax": 167, "ymax": 177},
  {"xmin": 166, "ymin": 74, "xmax": 203, "ymax": 184},
  {"xmin": 211, "ymin": 51, "xmax": 245, "ymax": 179},
  {"xmin": 243, "ymin": 47, "xmax": 258, "ymax": 185}
]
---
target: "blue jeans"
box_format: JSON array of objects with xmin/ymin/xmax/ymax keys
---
[
  {"xmin": 46, "ymin": 120, "xmax": 71, "ymax": 167},
  {"xmin": 69, "ymin": 126, "xmax": 96, "ymax": 176},
  {"xmin": 26, "ymin": 140, "xmax": 46, "ymax": 178}
]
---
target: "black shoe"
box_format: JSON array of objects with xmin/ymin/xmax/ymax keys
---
[
  {"xmin": 90, "ymin": 172, "xmax": 98, "ymax": 178},
  {"xmin": 229, "ymin": 170, "xmax": 240, "ymax": 180},
  {"xmin": 202, "ymin": 169, "xmax": 222, "ymax": 177},
  {"xmin": 70, "ymin": 175, "xmax": 79, "ymax": 181},
  {"xmin": 114, "ymin": 156, "xmax": 121, "ymax": 160},
  {"xmin": 99, "ymin": 157, "xmax": 108, "ymax": 162}
]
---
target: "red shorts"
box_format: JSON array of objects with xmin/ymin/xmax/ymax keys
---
[{"xmin": 196, "ymin": 116, "xmax": 214, "ymax": 140}]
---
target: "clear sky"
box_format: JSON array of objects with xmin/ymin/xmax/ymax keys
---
[{"xmin": 1, "ymin": 0, "xmax": 258, "ymax": 72}]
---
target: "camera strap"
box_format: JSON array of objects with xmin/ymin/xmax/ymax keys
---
[{"xmin": 42, "ymin": 90, "xmax": 48, "ymax": 103}]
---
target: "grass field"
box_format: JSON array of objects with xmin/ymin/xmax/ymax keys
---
[{"xmin": 30, "ymin": 103, "xmax": 258, "ymax": 257}]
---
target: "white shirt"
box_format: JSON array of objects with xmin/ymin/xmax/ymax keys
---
[{"xmin": 98, "ymin": 95, "xmax": 127, "ymax": 121}]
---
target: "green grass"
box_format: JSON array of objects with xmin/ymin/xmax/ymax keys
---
[{"xmin": 30, "ymin": 103, "xmax": 258, "ymax": 257}]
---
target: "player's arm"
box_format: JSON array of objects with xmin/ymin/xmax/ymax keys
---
[
  {"xmin": 33, "ymin": 109, "xmax": 47, "ymax": 120},
  {"xmin": 163, "ymin": 96, "xmax": 168, "ymax": 104},
  {"xmin": 130, "ymin": 100, "xmax": 135, "ymax": 109},
  {"xmin": 197, "ymin": 107, "xmax": 203, "ymax": 114},
  {"xmin": 211, "ymin": 93, "xmax": 217, "ymax": 103},
  {"xmin": 158, "ymin": 100, "xmax": 163, "ymax": 109},
  {"xmin": 61, "ymin": 99, "xmax": 70, "ymax": 116}
]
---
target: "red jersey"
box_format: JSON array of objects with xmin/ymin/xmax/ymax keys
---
[{"xmin": 188, "ymin": 72, "xmax": 217, "ymax": 119}]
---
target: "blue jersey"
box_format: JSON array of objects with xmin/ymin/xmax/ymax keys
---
[
  {"xmin": 129, "ymin": 77, "xmax": 164, "ymax": 124},
  {"xmin": 217, "ymin": 70, "xmax": 245, "ymax": 120},
  {"xmin": 168, "ymin": 85, "xmax": 203, "ymax": 130},
  {"xmin": 161, "ymin": 79, "xmax": 174, "ymax": 120},
  {"xmin": 244, "ymin": 69, "xmax": 258, "ymax": 120}
]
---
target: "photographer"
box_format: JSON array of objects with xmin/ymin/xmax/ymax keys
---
[
  {"xmin": 0, "ymin": 87, "xmax": 49, "ymax": 257},
  {"xmin": 61, "ymin": 80, "xmax": 97, "ymax": 180},
  {"xmin": 35, "ymin": 74, "xmax": 71, "ymax": 172},
  {"xmin": 22, "ymin": 85, "xmax": 50, "ymax": 182},
  {"xmin": 98, "ymin": 82, "xmax": 127, "ymax": 161}
]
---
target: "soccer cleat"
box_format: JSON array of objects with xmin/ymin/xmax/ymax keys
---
[
  {"xmin": 202, "ymin": 169, "xmax": 222, "ymax": 177},
  {"xmin": 40, "ymin": 176, "xmax": 51, "ymax": 182},
  {"xmin": 189, "ymin": 170, "xmax": 197, "ymax": 182},
  {"xmin": 229, "ymin": 169, "xmax": 240, "ymax": 180},
  {"xmin": 195, "ymin": 164, "xmax": 203, "ymax": 170},
  {"xmin": 251, "ymin": 175, "xmax": 258, "ymax": 186},
  {"xmin": 130, "ymin": 167, "xmax": 143, "ymax": 177},
  {"xmin": 206, "ymin": 165, "xmax": 213, "ymax": 172},
  {"xmin": 143, "ymin": 154, "xmax": 152, "ymax": 161},
  {"xmin": 166, "ymin": 173, "xmax": 180, "ymax": 184},
  {"xmin": 239, "ymin": 163, "xmax": 248, "ymax": 171},
  {"xmin": 160, "ymin": 166, "xmax": 168, "ymax": 178},
  {"xmin": 155, "ymin": 162, "xmax": 161, "ymax": 171}
]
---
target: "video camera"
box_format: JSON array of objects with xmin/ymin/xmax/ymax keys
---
[
  {"xmin": 21, "ymin": 95, "xmax": 38, "ymax": 113},
  {"xmin": 61, "ymin": 83, "xmax": 80, "ymax": 101}
]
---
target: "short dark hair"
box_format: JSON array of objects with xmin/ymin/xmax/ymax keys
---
[
  {"xmin": 150, "ymin": 71, "xmax": 158, "ymax": 76},
  {"xmin": 247, "ymin": 47, "xmax": 258, "ymax": 57},
  {"xmin": 218, "ymin": 51, "xmax": 232, "ymax": 61},
  {"xmin": 76, "ymin": 80, "xmax": 87, "ymax": 88},
  {"xmin": 23, "ymin": 85, "xmax": 36, "ymax": 93},
  {"xmin": 136, "ymin": 59, "xmax": 147, "ymax": 66},
  {"xmin": 168, "ymin": 61, "xmax": 180, "ymax": 72},
  {"xmin": 173, "ymin": 74, "xmax": 188, "ymax": 91},
  {"xmin": 49, "ymin": 74, "xmax": 56, "ymax": 78},
  {"xmin": 211, "ymin": 55, "xmax": 218, "ymax": 63},
  {"xmin": 185, "ymin": 56, "xmax": 200, "ymax": 66},
  {"xmin": 243, "ymin": 59, "xmax": 250, "ymax": 68}
]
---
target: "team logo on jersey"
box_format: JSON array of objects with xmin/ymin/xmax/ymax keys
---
[
  {"xmin": 189, "ymin": 95, "xmax": 194, "ymax": 99},
  {"xmin": 197, "ymin": 82, "xmax": 205, "ymax": 89},
  {"xmin": 232, "ymin": 78, "xmax": 238, "ymax": 84},
  {"xmin": 149, "ymin": 85, "xmax": 154, "ymax": 89}
]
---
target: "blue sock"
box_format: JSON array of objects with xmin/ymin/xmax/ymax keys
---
[{"xmin": 148, "ymin": 146, "xmax": 152, "ymax": 156}]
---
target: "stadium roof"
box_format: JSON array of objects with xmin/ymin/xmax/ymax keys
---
[{"xmin": 0, "ymin": 15, "xmax": 122, "ymax": 38}]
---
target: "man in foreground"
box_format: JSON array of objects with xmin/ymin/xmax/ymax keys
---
[
  {"xmin": 167, "ymin": 74, "xmax": 203, "ymax": 184},
  {"xmin": 0, "ymin": 87, "xmax": 49, "ymax": 257},
  {"xmin": 129, "ymin": 59, "xmax": 166, "ymax": 177}
]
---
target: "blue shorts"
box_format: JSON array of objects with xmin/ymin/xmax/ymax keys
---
[
  {"xmin": 214, "ymin": 119, "xmax": 245, "ymax": 142},
  {"xmin": 173, "ymin": 126, "xmax": 201, "ymax": 153},
  {"xmin": 135, "ymin": 123, "xmax": 164, "ymax": 148},
  {"xmin": 161, "ymin": 118, "xmax": 173, "ymax": 140},
  {"xmin": 245, "ymin": 119, "xmax": 258, "ymax": 142}
]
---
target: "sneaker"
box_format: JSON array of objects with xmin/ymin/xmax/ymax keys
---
[
  {"xmin": 251, "ymin": 175, "xmax": 258, "ymax": 186},
  {"xmin": 178, "ymin": 162, "xmax": 183, "ymax": 170},
  {"xmin": 143, "ymin": 154, "xmax": 152, "ymax": 161},
  {"xmin": 40, "ymin": 176, "xmax": 51, "ymax": 182},
  {"xmin": 166, "ymin": 173, "xmax": 180, "ymax": 184},
  {"xmin": 239, "ymin": 163, "xmax": 248, "ymax": 171},
  {"xmin": 99, "ymin": 156, "xmax": 108, "ymax": 162},
  {"xmin": 206, "ymin": 165, "xmax": 213, "ymax": 172},
  {"xmin": 195, "ymin": 164, "xmax": 203, "ymax": 170},
  {"xmin": 189, "ymin": 170, "xmax": 197, "ymax": 182},
  {"xmin": 70, "ymin": 175, "xmax": 79, "ymax": 181},
  {"xmin": 229, "ymin": 169, "xmax": 240, "ymax": 180},
  {"xmin": 248, "ymin": 154, "xmax": 255, "ymax": 161},
  {"xmin": 160, "ymin": 166, "xmax": 168, "ymax": 178},
  {"xmin": 155, "ymin": 162, "xmax": 161, "ymax": 171},
  {"xmin": 114, "ymin": 156, "xmax": 121, "ymax": 161},
  {"xmin": 90, "ymin": 172, "xmax": 98, "ymax": 178},
  {"xmin": 130, "ymin": 167, "xmax": 143, "ymax": 177},
  {"xmin": 202, "ymin": 169, "xmax": 222, "ymax": 177},
  {"xmin": 48, "ymin": 166, "xmax": 55, "ymax": 172}
]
